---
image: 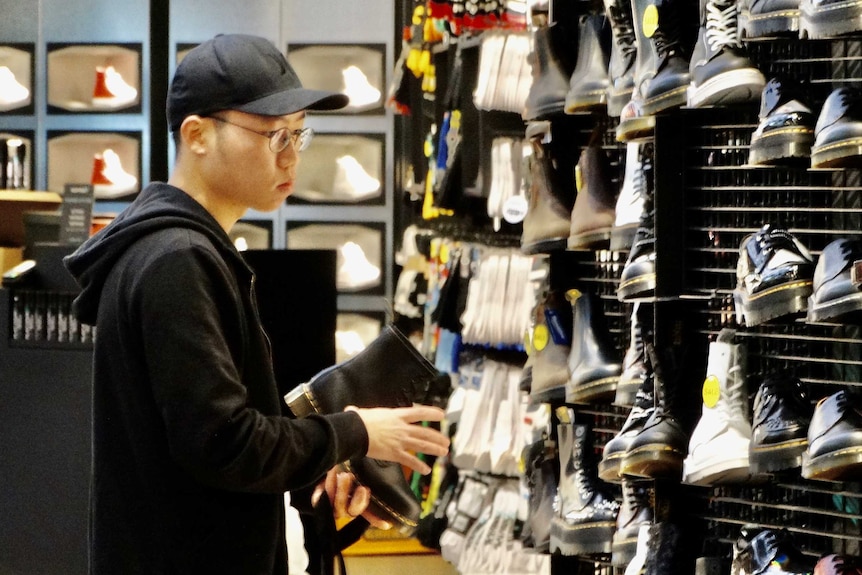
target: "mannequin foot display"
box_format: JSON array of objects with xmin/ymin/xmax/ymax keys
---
[
  {"xmin": 337, "ymin": 241, "xmax": 381, "ymax": 290},
  {"xmin": 0, "ymin": 66, "xmax": 30, "ymax": 110},
  {"xmin": 332, "ymin": 155, "xmax": 381, "ymax": 201},
  {"xmin": 92, "ymin": 66, "xmax": 138, "ymax": 108},
  {"xmin": 91, "ymin": 149, "xmax": 138, "ymax": 199},
  {"xmin": 341, "ymin": 65, "xmax": 381, "ymax": 111}
]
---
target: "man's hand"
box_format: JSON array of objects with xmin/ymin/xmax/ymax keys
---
[
  {"xmin": 312, "ymin": 467, "xmax": 393, "ymax": 530},
  {"xmin": 347, "ymin": 405, "xmax": 450, "ymax": 475}
]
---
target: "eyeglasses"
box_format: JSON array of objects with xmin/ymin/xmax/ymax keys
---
[{"xmin": 207, "ymin": 115, "xmax": 314, "ymax": 153}]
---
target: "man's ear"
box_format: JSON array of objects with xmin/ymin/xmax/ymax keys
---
[{"xmin": 179, "ymin": 115, "xmax": 211, "ymax": 155}]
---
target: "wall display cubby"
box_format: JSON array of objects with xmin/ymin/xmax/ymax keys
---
[
  {"xmin": 1, "ymin": 130, "xmax": 34, "ymax": 190},
  {"xmin": 229, "ymin": 219, "xmax": 273, "ymax": 251},
  {"xmin": 47, "ymin": 130, "xmax": 140, "ymax": 199},
  {"xmin": 286, "ymin": 43, "xmax": 386, "ymax": 115},
  {"xmin": 290, "ymin": 132, "xmax": 385, "ymax": 205},
  {"xmin": 46, "ymin": 43, "xmax": 141, "ymax": 114},
  {"xmin": 0, "ymin": 43, "xmax": 34, "ymax": 114},
  {"xmin": 335, "ymin": 311, "xmax": 384, "ymax": 363},
  {"xmin": 286, "ymin": 221, "xmax": 385, "ymax": 294}
]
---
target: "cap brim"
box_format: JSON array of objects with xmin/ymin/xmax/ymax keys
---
[{"xmin": 237, "ymin": 88, "xmax": 349, "ymax": 116}]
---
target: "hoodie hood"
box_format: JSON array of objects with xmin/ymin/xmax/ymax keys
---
[{"xmin": 64, "ymin": 182, "xmax": 247, "ymax": 325}]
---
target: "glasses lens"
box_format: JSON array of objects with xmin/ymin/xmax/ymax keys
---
[
  {"xmin": 296, "ymin": 128, "xmax": 313, "ymax": 152},
  {"xmin": 271, "ymin": 129, "xmax": 292, "ymax": 153}
]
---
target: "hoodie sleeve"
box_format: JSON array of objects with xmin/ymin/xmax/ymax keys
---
[{"xmin": 133, "ymin": 239, "xmax": 368, "ymax": 493}]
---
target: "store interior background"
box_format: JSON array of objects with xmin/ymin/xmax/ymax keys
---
[{"xmin": 0, "ymin": 0, "xmax": 459, "ymax": 573}]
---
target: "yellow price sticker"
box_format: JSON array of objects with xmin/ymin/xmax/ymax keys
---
[
  {"xmin": 533, "ymin": 324, "xmax": 549, "ymax": 351},
  {"xmin": 643, "ymin": 4, "xmax": 658, "ymax": 38},
  {"xmin": 702, "ymin": 375, "xmax": 720, "ymax": 408}
]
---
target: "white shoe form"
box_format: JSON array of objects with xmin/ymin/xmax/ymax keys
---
[
  {"xmin": 336, "ymin": 241, "xmax": 380, "ymax": 290},
  {"xmin": 0, "ymin": 66, "xmax": 30, "ymax": 109},
  {"xmin": 332, "ymin": 154, "xmax": 380, "ymax": 200},
  {"xmin": 92, "ymin": 65, "xmax": 138, "ymax": 108},
  {"xmin": 341, "ymin": 65, "xmax": 381, "ymax": 110},
  {"xmin": 92, "ymin": 148, "xmax": 138, "ymax": 199}
]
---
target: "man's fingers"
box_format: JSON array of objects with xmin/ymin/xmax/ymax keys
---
[
  {"xmin": 334, "ymin": 472, "xmax": 352, "ymax": 517},
  {"xmin": 402, "ymin": 405, "xmax": 446, "ymax": 423},
  {"xmin": 361, "ymin": 509, "xmax": 393, "ymax": 530},
  {"xmin": 347, "ymin": 485, "xmax": 370, "ymax": 518}
]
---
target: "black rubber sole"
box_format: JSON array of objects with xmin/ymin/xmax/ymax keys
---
[
  {"xmin": 748, "ymin": 127, "xmax": 814, "ymax": 166},
  {"xmin": 799, "ymin": 0, "xmax": 862, "ymax": 39},
  {"xmin": 550, "ymin": 518, "xmax": 616, "ymax": 556},
  {"xmin": 802, "ymin": 445, "xmax": 862, "ymax": 481},
  {"xmin": 749, "ymin": 437, "xmax": 807, "ymax": 474},
  {"xmin": 620, "ymin": 444, "xmax": 685, "ymax": 479},
  {"xmin": 811, "ymin": 137, "xmax": 862, "ymax": 168},
  {"xmin": 739, "ymin": 7, "xmax": 800, "ymax": 39},
  {"xmin": 733, "ymin": 279, "xmax": 812, "ymax": 326},
  {"xmin": 566, "ymin": 375, "xmax": 619, "ymax": 404}
]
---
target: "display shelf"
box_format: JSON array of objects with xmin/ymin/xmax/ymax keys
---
[
  {"xmin": 0, "ymin": 43, "xmax": 34, "ymax": 114},
  {"xmin": 335, "ymin": 310, "xmax": 384, "ymax": 362},
  {"xmin": 46, "ymin": 43, "xmax": 142, "ymax": 114},
  {"xmin": 47, "ymin": 130, "xmax": 140, "ymax": 199}
]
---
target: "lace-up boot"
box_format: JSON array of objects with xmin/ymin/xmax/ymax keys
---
[
  {"xmin": 749, "ymin": 372, "xmax": 812, "ymax": 474},
  {"xmin": 603, "ymin": 0, "xmax": 637, "ymax": 117},
  {"xmin": 811, "ymin": 86, "xmax": 862, "ymax": 168},
  {"xmin": 733, "ymin": 224, "xmax": 814, "ymax": 326},
  {"xmin": 565, "ymin": 13, "xmax": 611, "ymax": 113},
  {"xmin": 808, "ymin": 237, "xmax": 862, "ymax": 322},
  {"xmin": 550, "ymin": 419, "xmax": 620, "ymax": 555},
  {"xmin": 739, "ymin": 0, "xmax": 801, "ymax": 38},
  {"xmin": 612, "ymin": 479, "xmax": 653, "ymax": 566},
  {"xmin": 568, "ymin": 144, "xmax": 617, "ymax": 250},
  {"xmin": 815, "ymin": 554, "xmax": 862, "ymax": 575},
  {"xmin": 600, "ymin": 372, "xmax": 656, "ymax": 482},
  {"xmin": 802, "ymin": 389, "xmax": 862, "ymax": 481},
  {"xmin": 565, "ymin": 289, "xmax": 622, "ymax": 404},
  {"xmin": 521, "ymin": 438, "xmax": 557, "ymax": 552},
  {"xmin": 620, "ymin": 344, "xmax": 689, "ymax": 480},
  {"xmin": 749, "ymin": 76, "xmax": 816, "ymax": 166},
  {"xmin": 617, "ymin": 0, "xmax": 690, "ymax": 141},
  {"xmin": 732, "ymin": 527, "xmax": 815, "ymax": 575},
  {"xmin": 617, "ymin": 142, "xmax": 656, "ymax": 302},
  {"xmin": 800, "ymin": 0, "xmax": 862, "ymax": 39},
  {"xmin": 521, "ymin": 121, "xmax": 577, "ymax": 254},
  {"xmin": 611, "ymin": 141, "xmax": 647, "ymax": 251},
  {"xmin": 614, "ymin": 302, "xmax": 653, "ymax": 407},
  {"xmin": 683, "ymin": 329, "xmax": 753, "ymax": 485},
  {"xmin": 688, "ymin": 0, "xmax": 765, "ymax": 107}
]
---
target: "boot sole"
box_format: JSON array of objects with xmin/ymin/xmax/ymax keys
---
[
  {"xmin": 565, "ymin": 89, "xmax": 608, "ymax": 114},
  {"xmin": 799, "ymin": 0, "xmax": 862, "ymax": 39},
  {"xmin": 616, "ymin": 115, "xmax": 655, "ymax": 143},
  {"xmin": 617, "ymin": 271, "xmax": 656, "ymax": 302},
  {"xmin": 682, "ymin": 455, "xmax": 752, "ymax": 486},
  {"xmin": 807, "ymin": 291, "xmax": 862, "ymax": 322},
  {"xmin": 733, "ymin": 280, "xmax": 812, "ymax": 326},
  {"xmin": 610, "ymin": 223, "xmax": 639, "ymax": 251},
  {"xmin": 620, "ymin": 445, "xmax": 684, "ymax": 479},
  {"xmin": 613, "ymin": 378, "xmax": 644, "ymax": 407},
  {"xmin": 748, "ymin": 127, "xmax": 814, "ymax": 166},
  {"xmin": 598, "ymin": 453, "xmax": 625, "ymax": 483},
  {"xmin": 567, "ymin": 227, "xmax": 612, "ymax": 250},
  {"xmin": 802, "ymin": 445, "xmax": 862, "ymax": 481},
  {"xmin": 749, "ymin": 437, "xmax": 807, "ymax": 474},
  {"xmin": 521, "ymin": 236, "xmax": 569, "ymax": 255},
  {"xmin": 566, "ymin": 375, "xmax": 620, "ymax": 404},
  {"xmin": 529, "ymin": 382, "xmax": 568, "ymax": 404},
  {"xmin": 687, "ymin": 69, "xmax": 765, "ymax": 108},
  {"xmin": 612, "ymin": 527, "xmax": 643, "ymax": 566},
  {"xmin": 811, "ymin": 137, "xmax": 862, "ymax": 168},
  {"xmin": 549, "ymin": 519, "xmax": 615, "ymax": 555},
  {"xmin": 641, "ymin": 84, "xmax": 689, "ymax": 117},
  {"xmin": 607, "ymin": 87, "xmax": 634, "ymax": 118},
  {"xmin": 739, "ymin": 8, "xmax": 800, "ymax": 39}
]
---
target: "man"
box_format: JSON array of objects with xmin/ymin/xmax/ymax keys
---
[{"xmin": 64, "ymin": 34, "xmax": 449, "ymax": 574}]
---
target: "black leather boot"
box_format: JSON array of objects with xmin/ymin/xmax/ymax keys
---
[
  {"xmin": 812, "ymin": 86, "xmax": 862, "ymax": 168},
  {"xmin": 688, "ymin": 0, "xmax": 765, "ymax": 108},
  {"xmin": 550, "ymin": 419, "xmax": 620, "ymax": 555},
  {"xmin": 523, "ymin": 23, "xmax": 573, "ymax": 120},
  {"xmin": 644, "ymin": 521, "xmax": 691, "ymax": 575},
  {"xmin": 800, "ymin": 0, "xmax": 862, "ymax": 39},
  {"xmin": 614, "ymin": 301, "xmax": 653, "ymax": 407},
  {"xmin": 807, "ymin": 237, "xmax": 862, "ymax": 322},
  {"xmin": 564, "ymin": 13, "xmax": 611, "ymax": 114},
  {"xmin": 620, "ymin": 344, "xmax": 689, "ymax": 479},
  {"xmin": 617, "ymin": 142, "xmax": 655, "ymax": 302},
  {"xmin": 733, "ymin": 224, "xmax": 815, "ymax": 327},
  {"xmin": 599, "ymin": 372, "xmax": 655, "ymax": 482},
  {"xmin": 749, "ymin": 76, "xmax": 816, "ymax": 166},
  {"xmin": 284, "ymin": 324, "xmax": 440, "ymax": 534},
  {"xmin": 567, "ymin": 144, "xmax": 617, "ymax": 250},
  {"xmin": 565, "ymin": 288, "xmax": 622, "ymax": 404},
  {"xmin": 802, "ymin": 389, "xmax": 862, "ymax": 481},
  {"xmin": 603, "ymin": 0, "xmax": 637, "ymax": 117},
  {"xmin": 749, "ymin": 372, "xmax": 812, "ymax": 474},
  {"xmin": 739, "ymin": 0, "xmax": 801, "ymax": 38},
  {"xmin": 611, "ymin": 479, "xmax": 653, "ymax": 566},
  {"xmin": 521, "ymin": 121, "xmax": 577, "ymax": 255}
]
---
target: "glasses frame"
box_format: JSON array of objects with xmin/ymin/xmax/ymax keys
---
[{"xmin": 206, "ymin": 115, "xmax": 314, "ymax": 153}]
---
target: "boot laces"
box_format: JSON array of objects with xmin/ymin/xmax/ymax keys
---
[
  {"xmin": 706, "ymin": 1, "xmax": 741, "ymax": 50},
  {"xmin": 608, "ymin": 3, "xmax": 636, "ymax": 58}
]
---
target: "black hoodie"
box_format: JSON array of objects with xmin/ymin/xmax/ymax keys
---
[{"xmin": 64, "ymin": 183, "xmax": 368, "ymax": 574}]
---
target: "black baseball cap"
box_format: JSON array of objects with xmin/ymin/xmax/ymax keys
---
[{"xmin": 167, "ymin": 34, "xmax": 348, "ymax": 132}]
